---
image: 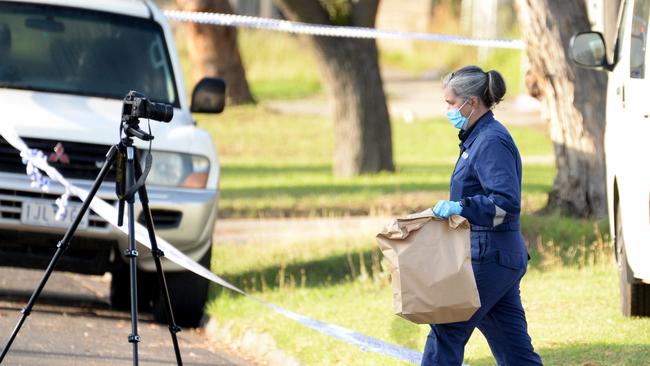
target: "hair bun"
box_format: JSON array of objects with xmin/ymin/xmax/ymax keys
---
[
  {"xmin": 442, "ymin": 65, "xmax": 507, "ymax": 108},
  {"xmin": 485, "ymin": 70, "xmax": 506, "ymax": 106}
]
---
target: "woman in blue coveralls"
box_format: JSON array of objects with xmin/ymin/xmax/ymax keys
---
[{"xmin": 421, "ymin": 65, "xmax": 543, "ymax": 366}]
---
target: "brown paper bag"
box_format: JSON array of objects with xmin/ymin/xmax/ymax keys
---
[{"xmin": 376, "ymin": 210, "xmax": 480, "ymax": 324}]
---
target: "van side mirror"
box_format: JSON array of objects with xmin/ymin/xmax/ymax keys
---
[
  {"xmin": 191, "ymin": 77, "xmax": 226, "ymax": 114},
  {"xmin": 570, "ymin": 32, "xmax": 609, "ymax": 69}
]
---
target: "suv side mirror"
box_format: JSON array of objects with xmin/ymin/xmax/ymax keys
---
[
  {"xmin": 570, "ymin": 31, "xmax": 609, "ymax": 69},
  {"xmin": 191, "ymin": 77, "xmax": 226, "ymax": 113}
]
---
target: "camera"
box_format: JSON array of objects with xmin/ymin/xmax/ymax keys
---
[{"xmin": 121, "ymin": 90, "xmax": 173, "ymax": 123}]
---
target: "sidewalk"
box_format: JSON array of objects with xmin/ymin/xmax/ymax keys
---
[{"xmin": 214, "ymin": 216, "xmax": 393, "ymax": 245}]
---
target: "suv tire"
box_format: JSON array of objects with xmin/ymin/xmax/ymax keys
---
[
  {"xmin": 616, "ymin": 202, "xmax": 650, "ymax": 317},
  {"xmin": 152, "ymin": 244, "xmax": 212, "ymax": 327},
  {"xmin": 110, "ymin": 256, "xmax": 156, "ymax": 311}
]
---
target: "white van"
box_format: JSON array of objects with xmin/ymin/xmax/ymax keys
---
[
  {"xmin": 0, "ymin": 0, "xmax": 225, "ymax": 326},
  {"xmin": 571, "ymin": 0, "xmax": 650, "ymax": 316}
]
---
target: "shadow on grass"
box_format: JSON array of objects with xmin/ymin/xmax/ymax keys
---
[
  {"xmin": 212, "ymin": 247, "xmax": 383, "ymax": 295},
  {"xmin": 222, "ymin": 182, "xmax": 454, "ymax": 198},
  {"xmin": 211, "ymin": 213, "xmax": 612, "ymax": 296},
  {"xmin": 220, "ymin": 163, "xmax": 552, "ymax": 199},
  {"xmin": 468, "ymin": 342, "xmax": 650, "ymax": 366},
  {"xmin": 222, "ymin": 164, "xmax": 333, "ymax": 175}
]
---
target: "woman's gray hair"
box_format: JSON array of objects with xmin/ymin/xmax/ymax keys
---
[{"xmin": 442, "ymin": 65, "xmax": 506, "ymax": 109}]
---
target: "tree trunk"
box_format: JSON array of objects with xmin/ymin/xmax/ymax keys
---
[
  {"xmin": 273, "ymin": 0, "xmax": 394, "ymax": 177},
  {"xmin": 176, "ymin": 0, "xmax": 255, "ymax": 105},
  {"xmin": 316, "ymin": 37, "xmax": 394, "ymax": 176},
  {"xmin": 515, "ymin": 0, "xmax": 608, "ymax": 217}
]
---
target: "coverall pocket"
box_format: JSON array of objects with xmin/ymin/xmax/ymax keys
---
[
  {"xmin": 470, "ymin": 231, "xmax": 489, "ymax": 261},
  {"xmin": 496, "ymin": 251, "xmax": 527, "ymax": 270}
]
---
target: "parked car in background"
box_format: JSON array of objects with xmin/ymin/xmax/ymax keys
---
[
  {"xmin": 0, "ymin": 0, "xmax": 225, "ymax": 326},
  {"xmin": 570, "ymin": 0, "xmax": 650, "ymax": 316}
]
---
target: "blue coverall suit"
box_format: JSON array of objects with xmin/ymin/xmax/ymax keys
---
[{"xmin": 421, "ymin": 111, "xmax": 543, "ymax": 365}]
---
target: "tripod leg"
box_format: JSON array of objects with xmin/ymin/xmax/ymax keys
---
[
  {"xmin": 134, "ymin": 158, "xmax": 183, "ymax": 366},
  {"xmin": 0, "ymin": 145, "xmax": 119, "ymax": 364},
  {"xmin": 124, "ymin": 146, "xmax": 141, "ymax": 366}
]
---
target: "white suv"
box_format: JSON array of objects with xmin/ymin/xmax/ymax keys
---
[
  {"xmin": 571, "ymin": 0, "xmax": 650, "ymax": 316},
  {"xmin": 0, "ymin": 0, "xmax": 224, "ymax": 326}
]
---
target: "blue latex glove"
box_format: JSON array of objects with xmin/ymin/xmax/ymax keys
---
[{"xmin": 431, "ymin": 200, "xmax": 463, "ymax": 219}]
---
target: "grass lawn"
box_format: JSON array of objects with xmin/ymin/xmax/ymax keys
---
[
  {"xmin": 238, "ymin": 30, "xmax": 322, "ymax": 100},
  {"xmin": 198, "ymin": 99, "xmax": 630, "ymax": 366},
  {"xmin": 207, "ymin": 234, "xmax": 649, "ymax": 366},
  {"xmin": 175, "ymin": 25, "xmax": 542, "ymax": 218},
  {"xmin": 175, "ymin": 27, "xmax": 525, "ymax": 101},
  {"xmin": 168, "ymin": 20, "xmax": 646, "ymax": 366},
  {"xmin": 197, "ymin": 104, "xmax": 554, "ymax": 219},
  {"xmin": 174, "ymin": 28, "xmax": 322, "ymax": 101}
]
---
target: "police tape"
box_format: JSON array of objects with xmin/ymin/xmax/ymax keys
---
[
  {"xmin": 0, "ymin": 126, "xmax": 429, "ymax": 365},
  {"xmin": 164, "ymin": 10, "xmax": 524, "ymax": 50}
]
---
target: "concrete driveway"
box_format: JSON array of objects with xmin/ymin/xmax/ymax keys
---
[{"xmin": 0, "ymin": 267, "xmax": 252, "ymax": 366}]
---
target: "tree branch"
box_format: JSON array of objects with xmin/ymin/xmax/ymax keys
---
[{"xmin": 273, "ymin": 0, "xmax": 331, "ymax": 25}]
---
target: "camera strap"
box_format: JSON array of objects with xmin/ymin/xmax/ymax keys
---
[{"xmin": 125, "ymin": 150, "xmax": 152, "ymax": 199}]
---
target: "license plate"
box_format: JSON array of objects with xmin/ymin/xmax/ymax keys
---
[{"xmin": 21, "ymin": 200, "xmax": 89, "ymax": 230}]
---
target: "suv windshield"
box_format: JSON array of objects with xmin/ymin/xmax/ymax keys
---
[{"xmin": 0, "ymin": 3, "xmax": 178, "ymax": 106}]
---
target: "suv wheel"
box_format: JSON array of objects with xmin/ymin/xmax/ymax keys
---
[
  {"xmin": 110, "ymin": 256, "xmax": 155, "ymax": 311},
  {"xmin": 152, "ymin": 245, "xmax": 212, "ymax": 327},
  {"xmin": 616, "ymin": 202, "xmax": 650, "ymax": 317}
]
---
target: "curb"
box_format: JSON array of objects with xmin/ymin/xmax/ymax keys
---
[{"xmin": 205, "ymin": 317, "xmax": 304, "ymax": 366}]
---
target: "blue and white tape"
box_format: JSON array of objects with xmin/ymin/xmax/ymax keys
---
[
  {"xmin": 262, "ymin": 302, "xmax": 423, "ymax": 363},
  {"xmin": 21, "ymin": 149, "xmax": 51, "ymax": 192},
  {"xmin": 164, "ymin": 10, "xmax": 524, "ymax": 50},
  {"xmin": 19, "ymin": 149, "xmax": 72, "ymax": 221},
  {"xmin": 0, "ymin": 126, "xmax": 431, "ymax": 365}
]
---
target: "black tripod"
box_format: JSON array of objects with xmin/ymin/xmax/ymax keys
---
[{"xmin": 0, "ymin": 91, "xmax": 184, "ymax": 365}]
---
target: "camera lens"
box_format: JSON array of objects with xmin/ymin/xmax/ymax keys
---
[{"xmin": 147, "ymin": 101, "xmax": 173, "ymax": 122}]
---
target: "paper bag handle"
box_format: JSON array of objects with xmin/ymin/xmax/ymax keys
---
[{"xmin": 376, "ymin": 210, "xmax": 469, "ymax": 240}]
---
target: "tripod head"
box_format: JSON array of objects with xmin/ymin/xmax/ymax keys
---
[
  {"xmin": 121, "ymin": 91, "xmax": 174, "ymax": 141},
  {"xmin": 116, "ymin": 91, "xmax": 172, "ymax": 225}
]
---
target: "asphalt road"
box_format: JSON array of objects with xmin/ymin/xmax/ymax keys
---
[{"xmin": 0, "ymin": 267, "xmax": 251, "ymax": 366}]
